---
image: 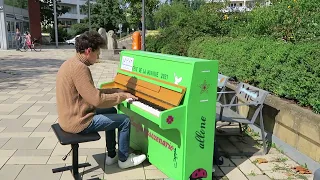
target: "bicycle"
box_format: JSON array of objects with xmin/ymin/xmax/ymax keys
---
[{"xmin": 20, "ymin": 36, "xmax": 42, "ymax": 52}]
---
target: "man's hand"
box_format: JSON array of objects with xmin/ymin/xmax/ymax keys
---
[
  {"xmin": 123, "ymin": 93, "xmax": 138, "ymax": 101},
  {"xmin": 115, "ymin": 88, "xmax": 126, "ymax": 93}
]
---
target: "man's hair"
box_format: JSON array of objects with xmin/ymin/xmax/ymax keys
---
[{"xmin": 75, "ymin": 31, "xmax": 106, "ymax": 53}]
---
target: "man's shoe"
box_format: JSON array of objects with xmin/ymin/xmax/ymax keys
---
[
  {"xmin": 118, "ymin": 153, "xmax": 146, "ymax": 169},
  {"xmin": 105, "ymin": 153, "xmax": 118, "ymax": 165}
]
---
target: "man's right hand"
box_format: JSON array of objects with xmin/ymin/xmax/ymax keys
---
[{"xmin": 123, "ymin": 93, "xmax": 138, "ymax": 100}]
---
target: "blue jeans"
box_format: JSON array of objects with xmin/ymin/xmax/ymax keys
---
[{"xmin": 79, "ymin": 108, "xmax": 131, "ymax": 162}]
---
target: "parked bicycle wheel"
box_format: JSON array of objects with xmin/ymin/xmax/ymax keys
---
[{"xmin": 33, "ymin": 42, "xmax": 42, "ymax": 52}]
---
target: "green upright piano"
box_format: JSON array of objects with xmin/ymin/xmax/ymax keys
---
[{"xmin": 100, "ymin": 50, "xmax": 219, "ymax": 180}]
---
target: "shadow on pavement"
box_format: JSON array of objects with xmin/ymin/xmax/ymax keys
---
[{"xmin": 0, "ymin": 57, "xmax": 63, "ymax": 90}]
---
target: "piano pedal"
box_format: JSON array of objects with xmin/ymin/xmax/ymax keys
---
[{"xmin": 62, "ymin": 148, "xmax": 73, "ymax": 161}]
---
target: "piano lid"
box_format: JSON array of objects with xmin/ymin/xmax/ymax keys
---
[{"xmin": 101, "ymin": 71, "xmax": 187, "ymax": 110}]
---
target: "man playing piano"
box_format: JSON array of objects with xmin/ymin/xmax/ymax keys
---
[{"xmin": 56, "ymin": 31, "xmax": 146, "ymax": 169}]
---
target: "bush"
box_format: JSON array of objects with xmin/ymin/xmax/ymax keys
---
[
  {"xmin": 69, "ymin": 23, "xmax": 89, "ymax": 37},
  {"xmin": 147, "ymin": 2, "xmax": 229, "ymax": 56},
  {"xmin": 188, "ymin": 36, "xmax": 320, "ymax": 113}
]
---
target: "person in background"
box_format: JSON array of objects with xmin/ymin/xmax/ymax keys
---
[
  {"xmin": 25, "ymin": 32, "xmax": 32, "ymax": 49},
  {"xmin": 55, "ymin": 31, "xmax": 146, "ymax": 169},
  {"xmin": 15, "ymin": 28, "xmax": 21, "ymax": 51}
]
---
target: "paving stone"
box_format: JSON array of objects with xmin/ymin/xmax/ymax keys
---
[
  {"xmin": 3, "ymin": 126, "xmax": 36, "ymax": 132},
  {"xmin": 23, "ymin": 105, "xmax": 49, "ymax": 116},
  {"xmin": 0, "ymin": 164, "xmax": 24, "ymax": 180},
  {"xmin": 60, "ymin": 171, "xmax": 77, "ymax": 180},
  {"xmin": 13, "ymin": 100, "xmax": 37, "ymax": 104},
  {"xmin": 37, "ymin": 137, "xmax": 58, "ymax": 150},
  {"xmin": 104, "ymin": 163, "xmax": 145, "ymax": 180},
  {"xmin": 145, "ymin": 169, "xmax": 168, "ymax": 179},
  {"xmin": 0, "ymin": 95, "xmax": 10, "ymax": 101},
  {"xmin": 38, "ymin": 104, "xmax": 57, "ymax": 113},
  {"xmin": 29, "ymin": 95, "xmax": 54, "ymax": 102},
  {"xmin": 15, "ymin": 164, "xmax": 63, "ymax": 180},
  {"xmin": 41, "ymin": 87, "xmax": 53, "ymax": 92},
  {"xmin": 0, "ymin": 117, "xmax": 30, "ymax": 127},
  {"xmin": 143, "ymin": 160, "xmax": 158, "ymax": 170},
  {"xmin": 7, "ymin": 156, "xmax": 50, "ymax": 164},
  {"xmin": 9, "ymin": 103, "xmax": 34, "ymax": 115},
  {"xmin": 23, "ymin": 118, "xmax": 43, "ymax": 127},
  {"xmin": 0, "ymin": 115, "xmax": 20, "ymax": 119},
  {"xmin": 80, "ymin": 138, "xmax": 106, "ymax": 149},
  {"xmin": 10, "ymin": 94, "xmax": 24, "ymax": 99},
  {"xmin": 247, "ymin": 175, "xmax": 271, "ymax": 180},
  {"xmin": 47, "ymin": 155, "xmax": 87, "ymax": 164},
  {"xmin": 30, "ymin": 131, "xmax": 56, "ymax": 138},
  {"xmin": 213, "ymin": 166, "xmax": 225, "ymax": 177},
  {"xmin": 2, "ymin": 137, "xmax": 43, "ymax": 150},
  {"xmin": 220, "ymin": 167, "xmax": 248, "ymax": 180},
  {"xmin": 283, "ymin": 160, "xmax": 299, "ymax": 168},
  {"xmin": 249, "ymin": 153, "xmax": 289, "ymax": 162},
  {"xmin": 82, "ymin": 153, "xmax": 105, "ymax": 180},
  {"xmin": 0, "ymin": 132, "xmax": 32, "ymax": 138},
  {"xmin": 219, "ymin": 157, "xmax": 236, "ymax": 167},
  {"xmin": 34, "ymin": 123, "xmax": 52, "ymax": 132},
  {"xmin": 16, "ymin": 95, "xmax": 32, "ymax": 101},
  {"xmin": 51, "ymin": 143, "xmax": 73, "ymax": 156},
  {"xmin": 0, "ymin": 156, "xmax": 11, "ymax": 169},
  {"xmin": 0, "ymin": 138, "xmax": 9, "ymax": 148},
  {"xmin": 264, "ymin": 170, "xmax": 291, "ymax": 179},
  {"xmin": 255, "ymin": 161, "xmax": 287, "ymax": 171},
  {"xmin": 0, "ymin": 127, "xmax": 5, "ymax": 132},
  {"xmin": 219, "ymin": 140, "xmax": 240, "ymax": 154},
  {"xmin": 0, "ymin": 150, "xmax": 16, "ymax": 157},
  {"xmin": 231, "ymin": 157, "xmax": 263, "ymax": 175},
  {"xmin": 0, "ymin": 98, "xmax": 19, "ymax": 104},
  {"xmin": 79, "ymin": 148, "xmax": 105, "ymax": 156},
  {"xmin": 13, "ymin": 149, "xmax": 53, "ymax": 156}
]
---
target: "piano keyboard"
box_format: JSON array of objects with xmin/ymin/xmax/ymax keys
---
[{"xmin": 126, "ymin": 98, "xmax": 161, "ymax": 117}]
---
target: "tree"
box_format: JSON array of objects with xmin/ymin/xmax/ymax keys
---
[
  {"xmin": 40, "ymin": 0, "xmax": 69, "ymax": 27},
  {"xmin": 81, "ymin": 0, "xmax": 125, "ymax": 31},
  {"xmin": 123, "ymin": 0, "xmax": 160, "ymax": 30},
  {"xmin": 4, "ymin": 0, "xmax": 28, "ymax": 9}
]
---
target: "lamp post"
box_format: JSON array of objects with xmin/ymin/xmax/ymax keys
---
[
  {"xmin": 88, "ymin": 0, "xmax": 91, "ymax": 30},
  {"xmin": 141, "ymin": 0, "xmax": 145, "ymax": 51},
  {"xmin": 53, "ymin": 0, "xmax": 58, "ymax": 48}
]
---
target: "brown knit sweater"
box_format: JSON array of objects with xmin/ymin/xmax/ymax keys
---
[{"xmin": 56, "ymin": 54, "xmax": 127, "ymax": 133}]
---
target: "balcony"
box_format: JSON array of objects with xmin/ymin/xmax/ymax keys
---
[
  {"xmin": 59, "ymin": 0, "xmax": 86, "ymax": 5},
  {"xmin": 58, "ymin": 12, "xmax": 87, "ymax": 20}
]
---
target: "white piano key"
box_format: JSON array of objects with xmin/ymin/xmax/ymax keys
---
[{"xmin": 126, "ymin": 99, "xmax": 161, "ymax": 117}]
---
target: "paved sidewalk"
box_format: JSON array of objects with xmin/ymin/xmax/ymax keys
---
[{"xmin": 0, "ymin": 49, "xmax": 315, "ymax": 180}]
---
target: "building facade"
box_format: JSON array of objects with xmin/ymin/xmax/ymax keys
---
[
  {"xmin": 0, "ymin": 0, "xmax": 41, "ymax": 50},
  {"xmin": 58, "ymin": 0, "xmax": 88, "ymax": 29}
]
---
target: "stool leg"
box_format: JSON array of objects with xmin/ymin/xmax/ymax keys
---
[{"xmin": 71, "ymin": 144, "xmax": 79, "ymax": 178}]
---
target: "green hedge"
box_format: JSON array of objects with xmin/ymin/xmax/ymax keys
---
[{"xmin": 187, "ymin": 37, "xmax": 320, "ymax": 113}]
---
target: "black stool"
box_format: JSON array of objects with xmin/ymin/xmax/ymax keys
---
[{"xmin": 51, "ymin": 123, "xmax": 101, "ymax": 180}]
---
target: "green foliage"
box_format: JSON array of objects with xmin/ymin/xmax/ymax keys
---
[
  {"xmin": 147, "ymin": 2, "xmax": 228, "ymax": 55},
  {"xmin": 80, "ymin": 0, "xmax": 125, "ymax": 31},
  {"xmin": 122, "ymin": 0, "xmax": 160, "ymax": 30},
  {"xmin": 42, "ymin": 26, "xmax": 70, "ymax": 42},
  {"xmin": 4, "ymin": 0, "xmax": 28, "ymax": 9},
  {"xmin": 244, "ymin": 0, "xmax": 320, "ymax": 41},
  {"xmin": 40, "ymin": 0, "xmax": 70, "ymax": 27},
  {"xmin": 188, "ymin": 37, "xmax": 320, "ymax": 113},
  {"xmin": 69, "ymin": 23, "xmax": 89, "ymax": 37}
]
